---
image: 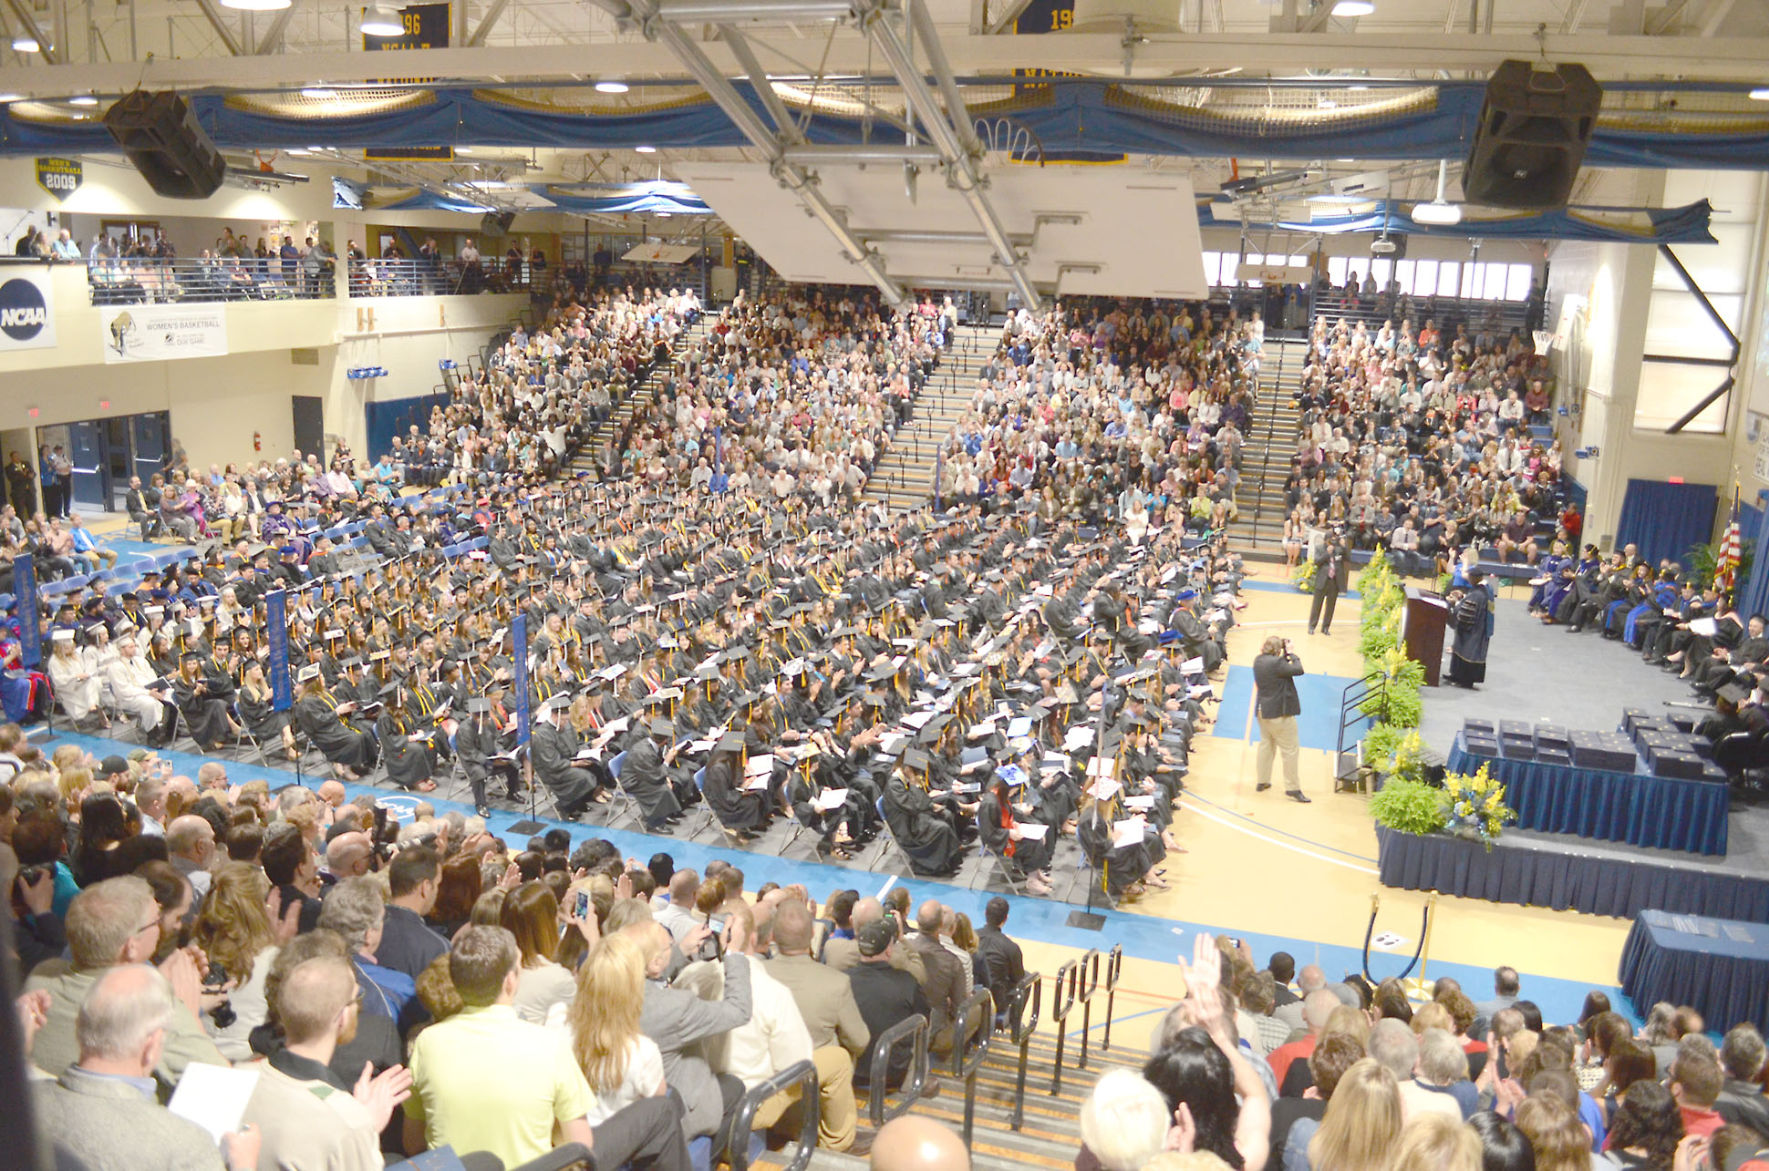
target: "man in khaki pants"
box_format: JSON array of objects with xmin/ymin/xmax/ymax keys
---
[{"xmin": 1252, "ymin": 635, "xmax": 1311, "ymax": 803}]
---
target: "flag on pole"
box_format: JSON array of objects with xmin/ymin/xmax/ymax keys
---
[{"xmin": 1715, "ymin": 487, "xmax": 1742, "ymax": 597}]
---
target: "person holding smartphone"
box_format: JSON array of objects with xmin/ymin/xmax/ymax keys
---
[{"xmin": 1252, "ymin": 635, "xmax": 1310, "ymax": 803}]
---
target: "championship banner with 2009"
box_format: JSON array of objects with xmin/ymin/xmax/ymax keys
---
[{"xmin": 99, "ymin": 304, "xmax": 228, "ymax": 363}]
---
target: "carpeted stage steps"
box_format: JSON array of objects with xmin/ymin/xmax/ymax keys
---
[
  {"xmin": 570, "ymin": 316, "xmax": 712, "ymax": 476},
  {"xmin": 1225, "ymin": 336, "xmax": 1307, "ymax": 562},
  {"xmin": 862, "ymin": 324, "xmax": 1001, "ymax": 515}
]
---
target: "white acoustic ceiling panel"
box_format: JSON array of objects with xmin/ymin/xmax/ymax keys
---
[{"xmin": 675, "ymin": 160, "xmax": 1207, "ymax": 299}]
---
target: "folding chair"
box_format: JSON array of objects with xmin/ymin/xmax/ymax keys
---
[
  {"xmin": 871, "ymin": 794, "xmax": 912, "ymax": 871},
  {"xmin": 971, "ymin": 808, "xmax": 1026, "ymax": 895}
]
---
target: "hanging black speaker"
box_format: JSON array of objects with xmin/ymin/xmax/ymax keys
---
[
  {"xmin": 102, "ymin": 90, "xmax": 227, "ymax": 200},
  {"xmin": 1463, "ymin": 60, "xmax": 1601, "ymax": 210}
]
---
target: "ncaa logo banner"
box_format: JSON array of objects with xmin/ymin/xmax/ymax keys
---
[{"xmin": 0, "ymin": 272, "xmax": 56, "ymax": 352}]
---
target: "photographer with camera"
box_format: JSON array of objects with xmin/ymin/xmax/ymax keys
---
[
  {"xmin": 1252, "ymin": 635, "xmax": 1310, "ymax": 804},
  {"xmin": 633, "ymin": 911, "xmax": 753, "ymax": 1146}
]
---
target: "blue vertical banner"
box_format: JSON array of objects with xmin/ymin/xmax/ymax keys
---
[
  {"xmin": 266, "ymin": 589, "xmax": 292, "ymax": 712},
  {"xmin": 13, "ymin": 553, "xmax": 38, "ymax": 667},
  {"xmin": 512, "ymin": 612, "xmax": 531, "ymax": 745},
  {"xmin": 933, "ymin": 446, "xmax": 945, "ymax": 513}
]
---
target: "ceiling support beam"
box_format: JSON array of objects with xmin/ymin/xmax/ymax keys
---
[
  {"xmin": 1645, "ymin": 0, "xmax": 1693, "ymax": 34},
  {"xmin": 2, "ymin": 0, "xmax": 60, "ymax": 62},
  {"xmin": 1699, "ymin": 0, "xmax": 1739, "ymax": 35},
  {"xmin": 782, "ymin": 144, "xmax": 947, "ymax": 165},
  {"xmin": 254, "ymin": 1, "xmax": 301, "ymax": 54},
  {"xmin": 983, "ymin": 0, "xmax": 1033, "ymax": 36},
  {"xmin": 862, "ymin": 0, "xmax": 1040, "ymax": 309},
  {"xmin": 191, "ymin": 0, "xmax": 244, "ymax": 55},
  {"xmin": 591, "ymin": 0, "xmax": 904, "ymax": 305},
  {"xmin": 466, "ymin": 0, "xmax": 511, "ymax": 46},
  {"xmin": 1561, "ymin": 0, "xmax": 1590, "ymax": 33},
  {"xmin": 13, "ymin": 30, "xmax": 1769, "ymax": 96}
]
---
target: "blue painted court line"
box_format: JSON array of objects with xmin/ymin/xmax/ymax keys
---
[
  {"xmin": 1241, "ymin": 580, "xmax": 1361, "ymax": 601},
  {"xmin": 1211, "ymin": 666, "xmax": 1360, "ymax": 751},
  {"xmin": 44, "ymin": 729, "xmax": 1627, "ymax": 1028}
]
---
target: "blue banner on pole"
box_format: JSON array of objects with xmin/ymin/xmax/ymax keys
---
[
  {"xmin": 266, "ymin": 590, "xmax": 292, "ymax": 712},
  {"xmin": 512, "ymin": 613, "xmax": 531, "ymax": 745},
  {"xmin": 13, "ymin": 553, "xmax": 38, "ymax": 668},
  {"xmin": 933, "ymin": 447, "xmax": 944, "ymax": 514}
]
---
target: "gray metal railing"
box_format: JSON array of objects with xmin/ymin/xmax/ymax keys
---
[
  {"xmin": 867, "ymin": 1013, "xmax": 931, "ymax": 1127},
  {"xmin": 88, "ymin": 256, "xmax": 335, "ymax": 304},
  {"xmin": 727, "ymin": 1059, "xmax": 819, "ymax": 1171},
  {"xmin": 949, "ymin": 988, "xmax": 995, "ymax": 1149},
  {"xmin": 1006, "ymin": 972, "xmax": 1042, "ymax": 1132},
  {"xmin": 349, "ymin": 255, "xmax": 541, "ymax": 297}
]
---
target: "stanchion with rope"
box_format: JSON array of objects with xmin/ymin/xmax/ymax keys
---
[{"xmin": 1361, "ymin": 891, "xmax": 1438, "ymax": 1003}]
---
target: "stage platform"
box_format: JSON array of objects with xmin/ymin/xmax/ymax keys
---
[{"xmin": 1386, "ymin": 595, "xmax": 1765, "ymax": 921}]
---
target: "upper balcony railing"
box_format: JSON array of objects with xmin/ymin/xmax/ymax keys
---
[
  {"xmin": 83, "ymin": 255, "xmax": 337, "ymax": 305},
  {"xmin": 347, "ymin": 256, "xmax": 543, "ymax": 298}
]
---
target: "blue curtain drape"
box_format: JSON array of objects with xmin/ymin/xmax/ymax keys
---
[
  {"xmin": 1739, "ymin": 500, "xmax": 1769, "ymax": 619},
  {"xmin": 1614, "ymin": 479, "xmax": 1718, "ymax": 567},
  {"xmin": 365, "ymin": 392, "xmax": 448, "ymax": 462}
]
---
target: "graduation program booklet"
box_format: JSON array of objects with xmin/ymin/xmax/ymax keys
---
[
  {"xmin": 168, "ymin": 1062, "xmax": 260, "ymax": 1144},
  {"xmin": 1112, "ymin": 816, "xmax": 1147, "ymax": 850}
]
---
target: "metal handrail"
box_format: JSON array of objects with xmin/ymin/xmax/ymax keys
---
[
  {"xmin": 1048, "ymin": 959, "xmax": 1077, "ymax": 1094},
  {"xmin": 867, "ymin": 1013, "xmax": 930, "ymax": 1127},
  {"xmin": 87, "ymin": 255, "xmax": 336, "ymax": 304},
  {"xmin": 1101, "ymin": 945, "xmax": 1125, "ymax": 1053},
  {"xmin": 347, "ymin": 255, "xmax": 542, "ymax": 297},
  {"xmin": 1076, "ymin": 948, "xmax": 1101, "ymax": 1070},
  {"xmin": 727, "ymin": 1059, "xmax": 819, "ymax": 1171},
  {"xmin": 1006, "ymin": 972, "xmax": 1042, "ymax": 1132},
  {"xmin": 949, "ymin": 988, "xmax": 995, "ymax": 1149}
]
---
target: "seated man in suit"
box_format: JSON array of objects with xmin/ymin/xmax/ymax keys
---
[{"xmin": 32, "ymin": 965, "xmax": 259, "ymax": 1170}]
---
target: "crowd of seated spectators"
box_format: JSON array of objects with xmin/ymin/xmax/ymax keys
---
[
  {"xmin": 1078, "ymin": 941, "xmax": 1769, "ymax": 1171},
  {"xmin": 1277, "ymin": 312, "xmax": 1567, "ymax": 579},
  {"xmin": 2, "ymin": 748, "xmax": 1034, "ymax": 1168},
  {"xmin": 936, "ymin": 298, "xmax": 1259, "ymax": 531},
  {"xmin": 596, "ymin": 286, "xmax": 936, "ymax": 504}
]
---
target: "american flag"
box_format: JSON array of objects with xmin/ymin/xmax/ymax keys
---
[{"xmin": 1715, "ymin": 492, "xmax": 1742, "ymax": 596}]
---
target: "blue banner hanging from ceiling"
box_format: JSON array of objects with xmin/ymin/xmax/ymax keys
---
[
  {"xmin": 266, "ymin": 589, "xmax": 292, "ymax": 712},
  {"xmin": 12, "ymin": 553, "xmax": 38, "ymax": 668}
]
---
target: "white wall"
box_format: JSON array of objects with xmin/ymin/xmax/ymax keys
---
[
  {"xmin": 1547, "ymin": 169, "xmax": 1769, "ymax": 550},
  {"xmin": 0, "ymin": 265, "xmax": 526, "ymax": 471}
]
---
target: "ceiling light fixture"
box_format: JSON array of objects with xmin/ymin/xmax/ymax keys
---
[
  {"xmin": 301, "ymin": 86, "xmax": 336, "ymax": 99},
  {"xmin": 11, "ymin": 33, "xmax": 39, "ymax": 52},
  {"xmin": 634, "ymin": 144, "xmax": 657, "ymax": 154},
  {"xmin": 221, "ymin": 0, "xmax": 290, "ymax": 12},
  {"xmin": 595, "ymin": 80, "xmax": 629, "ymax": 94},
  {"xmin": 69, "ymin": 94, "xmax": 98, "ymax": 106},
  {"xmin": 360, "ymin": 4, "xmax": 404, "ymax": 36},
  {"xmin": 1751, "ymin": 88, "xmax": 1769, "ymax": 101},
  {"xmin": 1412, "ymin": 158, "xmax": 1463, "ymax": 226},
  {"xmin": 1333, "ymin": 0, "xmax": 1375, "ymax": 14},
  {"xmin": 0, "ymin": 93, "xmax": 22, "ymax": 102}
]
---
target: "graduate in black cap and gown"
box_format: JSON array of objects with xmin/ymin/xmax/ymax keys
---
[
  {"xmin": 703, "ymin": 731, "xmax": 771, "ymax": 839},
  {"xmin": 883, "ymin": 748, "xmax": 966, "ymax": 877},
  {"xmin": 172, "ymin": 649, "xmax": 240, "ymax": 751}
]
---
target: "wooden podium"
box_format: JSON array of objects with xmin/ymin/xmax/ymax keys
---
[{"xmin": 1402, "ymin": 587, "xmax": 1449, "ymax": 686}]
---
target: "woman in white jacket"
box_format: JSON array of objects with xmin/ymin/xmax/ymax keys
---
[{"xmin": 47, "ymin": 630, "xmax": 105, "ymax": 723}]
